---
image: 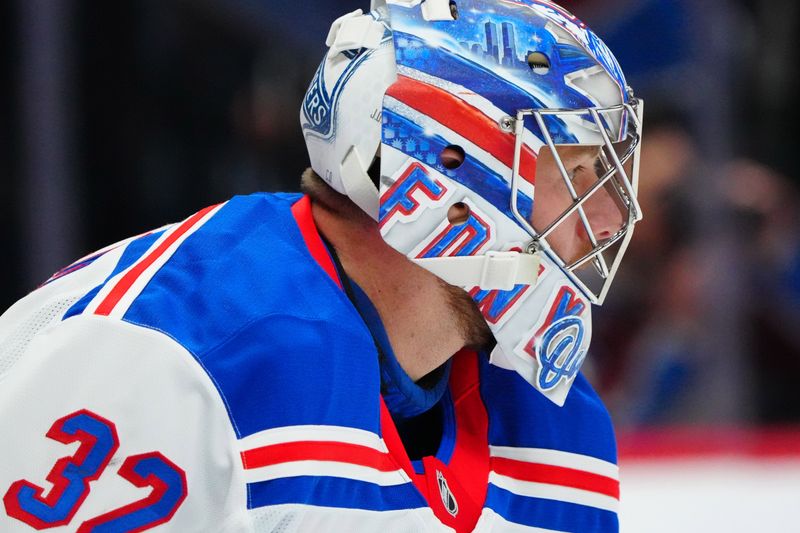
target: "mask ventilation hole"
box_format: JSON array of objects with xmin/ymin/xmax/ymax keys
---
[
  {"xmin": 440, "ymin": 145, "xmax": 465, "ymax": 170},
  {"xmin": 527, "ymin": 52, "xmax": 550, "ymax": 75},
  {"xmin": 449, "ymin": 1, "xmax": 459, "ymax": 20},
  {"xmin": 447, "ymin": 202, "xmax": 471, "ymax": 226}
]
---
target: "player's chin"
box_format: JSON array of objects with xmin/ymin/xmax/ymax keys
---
[{"xmin": 442, "ymin": 280, "xmax": 496, "ymax": 353}]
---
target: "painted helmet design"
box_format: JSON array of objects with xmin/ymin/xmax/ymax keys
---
[{"xmin": 301, "ymin": 0, "xmax": 643, "ymax": 405}]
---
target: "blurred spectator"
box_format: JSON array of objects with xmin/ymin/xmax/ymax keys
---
[
  {"xmin": 724, "ymin": 160, "xmax": 800, "ymax": 422},
  {"xmin": 594, "ymin": 125, "xmax": 800, "ymax": 427}
]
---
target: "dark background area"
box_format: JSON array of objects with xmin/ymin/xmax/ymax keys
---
[
  {"xmin": 3, "ymin": 0, "xmax": 799, "ymax": 427},
  {"xmin": 2, "ymin": 1, "xmax": 20, "ymax": 301}
]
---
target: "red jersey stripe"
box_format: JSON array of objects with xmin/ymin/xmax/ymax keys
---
[
  {"xmin": 492, "ymin": 457, "xmax": 620, "ymax": 500},
  {"xmin": 95, "ymin": 204, "xmax": 221, "ymax": 317},
  {"xmin": 241, "ymin": 441, "xmax": 399, "ymax": 472}
]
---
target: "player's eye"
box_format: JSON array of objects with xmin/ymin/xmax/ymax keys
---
[{"xmin": 568, "ymin": 165, "xmax": 584, "ymax": 181}]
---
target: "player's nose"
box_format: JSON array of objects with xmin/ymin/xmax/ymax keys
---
[{"xmin": 585, "ymin": 187, "xmax": 625, "ymax": 242}]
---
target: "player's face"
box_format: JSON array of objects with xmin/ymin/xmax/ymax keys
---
[{"xmin": 531, "ymin": 145, "xmax": 625, "ymax": 265}]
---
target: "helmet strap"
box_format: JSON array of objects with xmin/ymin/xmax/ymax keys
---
[
  {"xmin": 341, "ymin": 146, "xmax": 380, "ymax": 220},
  {"xmin": 413, "ymin": 252, "xmax": 541, "ymax": 291}
]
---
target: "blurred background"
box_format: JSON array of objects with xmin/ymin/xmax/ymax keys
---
[{"xmin": 2, "ymin": 0, "xmax": 799, "ymax": 530}]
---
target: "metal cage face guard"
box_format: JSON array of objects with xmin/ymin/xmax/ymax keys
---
[{"xmin": 507, "ymin": 99, "xmax": 644, "ymax": 305}]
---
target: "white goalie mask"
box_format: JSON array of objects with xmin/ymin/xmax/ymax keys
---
[{"xmin": 301, "ymin": 0, "xmax": 644, "ymax": 405}]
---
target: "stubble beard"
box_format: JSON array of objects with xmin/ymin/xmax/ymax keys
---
[{"xmin": 441, "ymin": 280, "xmax": 496, "ymax": 353}]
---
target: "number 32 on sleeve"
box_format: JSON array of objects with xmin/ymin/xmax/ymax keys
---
[{"xmin": 3, "ymin": 410, "xmax": 188, "ymax": 532}]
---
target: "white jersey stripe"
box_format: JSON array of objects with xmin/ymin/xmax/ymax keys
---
[
  {"xmin": 238, "ymin": 425, "xmax": 411, "ymax": 486},
  {"xmin": 490, "ymin": 446, "xmax": 619, "ymax": 480},
  {"xmin": 81, "ymin": 231, "xmax": 176, "ymax": 316},
  {"xmin": 83, "ymin": 203, "xmax": 226, "ymax": 318},
  {"xmin": 238, "ymin": 425, "xmax": 388, "ymax": 453},
  {"xmin": 243, "ymin": 461, "xmax": 410, "ymax": 487},
  {"xmin": 103, "ymin": 204, "xmax": 225, "ymax": 319}
]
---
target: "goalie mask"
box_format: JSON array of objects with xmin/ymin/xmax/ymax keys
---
[{"xmin": 301, "ymin": 0, "xmax": 643, "ymax": 406}]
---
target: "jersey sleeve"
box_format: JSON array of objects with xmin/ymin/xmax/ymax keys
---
[{"xmin": 0, "ymin": 314, "xmax": 251, "ymax": 532}]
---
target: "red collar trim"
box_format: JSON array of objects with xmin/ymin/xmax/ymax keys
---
[
  {"xmin": 381, "ymin": 351, "xmax": 489, "ymax": 533},
  {"xmin": 290, "ymin": 196, "xmax": 342, "ymax": 290}
]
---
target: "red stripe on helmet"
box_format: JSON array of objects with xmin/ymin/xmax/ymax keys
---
[{"xmin": 386, "ymin": 75, "xmax": 537, "ymax": 185}]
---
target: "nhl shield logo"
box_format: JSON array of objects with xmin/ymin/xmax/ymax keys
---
[{"xmin": 436, "ymin": 470, "xmax": 459, "ymax": 517}]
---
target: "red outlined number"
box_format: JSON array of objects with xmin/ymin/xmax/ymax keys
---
[
  {"xmin": 3, "ymin": 410, "xmax": 120, "ymax": 529},
  {"xmin": 3, "ymin": 411, "xmax": 188, "ymax": 532},
  {"xmin": 77, "ymin": 452, "xmax": 187, "ymax": 533}
]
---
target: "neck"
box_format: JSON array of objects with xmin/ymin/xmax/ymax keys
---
[{"xmin": 311, "ymin": 201, "xmax": 468, "ymax": 381}]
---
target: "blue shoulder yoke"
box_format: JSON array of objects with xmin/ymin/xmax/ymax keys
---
[{"xmin": 122, "ymin": 193, "xmax": 383, "ymax": 439}]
